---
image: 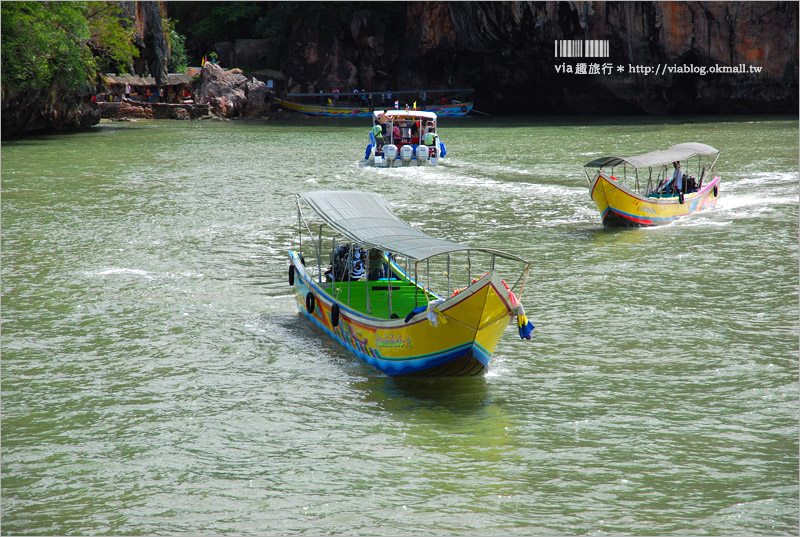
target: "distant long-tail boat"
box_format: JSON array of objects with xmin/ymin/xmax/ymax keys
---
[{"xmin": 274, "ymin": 88, "xmax": 474, "ymax": 117}]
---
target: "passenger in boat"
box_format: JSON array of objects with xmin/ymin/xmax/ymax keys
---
[
  {"xmin": 392, "ymin": 122, "xmax": 401, "ymax": 145},
  {"xmin": 671, "ymin": 161, "xmax": 683, "ymax": 194},
  {"xmin": 371, "ymin": 123, "xmax": 384, "ymax": 152},
  {"xmin": 326, "ymin": 244, "xmax": 366, "ymax": 282},
  {"xmin": 401, "ymin": 121, "xmax": 412, "ymax": 143},
  {"xmin": 423, "ymin": 125, "xmax": 438, "ymax": 146},
  {"xmin": 684, "ymin": 175, "xmax": 698, "ymax": 193},
  {"xmin": 410, "ymin": 122, "xmax": 420, "ymax": 145},
  {"xmin": 379, "ymin": 114, "xmax": 389, "ymax": 141},
  {"xmin": 367, "ymin": 249, "xmax": 386, "ymax": 280}
]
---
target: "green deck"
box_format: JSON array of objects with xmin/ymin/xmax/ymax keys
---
[{"xmin": 320, "ymin": 279, "xmax": 434, "ymax": 319}]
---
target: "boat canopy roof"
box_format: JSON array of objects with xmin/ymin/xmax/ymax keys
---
[
  {"xmin": 373, "ymin": 110, "xmax": 437, "ymax": 120},
  {"xmin": 298, "ymin": 191, "xmax": 525, "ymax": 263},
  {"xmin": 583, "ymin": 143, "xmax": 719, "ymax": 169}
]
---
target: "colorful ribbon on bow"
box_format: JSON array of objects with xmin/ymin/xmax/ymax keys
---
[{"xmin": 517, "ymin": 303, "xmax": 534, "ymax": 340}]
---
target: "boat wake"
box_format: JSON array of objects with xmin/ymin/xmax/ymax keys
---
[
  {"xmin": 88, "ymin": 267, "xmax": 157, "ymax": 279},
  {"xmin": 85, "ymin": 268, "xmax": 205, "ymax": 280}
]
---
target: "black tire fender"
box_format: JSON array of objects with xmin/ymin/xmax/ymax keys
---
[
  {"xmin": 305, "ymin": 292, "xmax": 315, "ymax": 314},
  {"xmin": 713, "ymin": 185, "xmax": 718, "ymax": 197},
  {"xmin": 330, "ymin": 303, "xmax": 340, "ymax": 327},
  {"xmin": 679, "ymin": 192, "xmax": 685, "ymax": 204},
  {"xmin": 289, "ymin": 265, "xmax": 295, "ymax": 286}
]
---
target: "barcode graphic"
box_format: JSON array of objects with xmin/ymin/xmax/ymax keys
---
[
  {"xmin": 555, "ymin": 40, "xmax": 609, "ymax": 58},
  {"xmin": 584, "ymin": 39, "xmax": 609, "ymax": 57},
  {"xmin": 555, "ymin": 40, "xmax": 583, "ymax": 58}
]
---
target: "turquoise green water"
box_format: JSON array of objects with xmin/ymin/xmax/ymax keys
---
[{"xmin": 2, "ymin": 116, "xmax": 798, "ymax": 535}]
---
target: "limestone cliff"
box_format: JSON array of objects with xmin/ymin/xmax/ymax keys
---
[
  {"xmin": 124, "ymin": 1, "xmax": 170, "ymax": 86},
  {"xmin": 275, "ymin": 1, "xmax": 798, "ymax": 114}
]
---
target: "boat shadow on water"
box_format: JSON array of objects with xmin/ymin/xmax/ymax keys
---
[
  {"xmin": 569, "ymin": 225, "xmax": 652, "ymax": 245},
  {"xmin": 354, "ymin": 375, "xmax": 493, "ymax": 415},
  {"xmin": 353, "ymin": 375, "xmax": 519, "ymax": 457}
]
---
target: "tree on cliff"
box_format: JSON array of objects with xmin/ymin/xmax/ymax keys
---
[
  {"xmin": 1, "ymin": 1, "xmax": 146, "ymax": 136},
  {"xmin": 1, "ymin": 1, "xmax": 139, "ymax": 93}
]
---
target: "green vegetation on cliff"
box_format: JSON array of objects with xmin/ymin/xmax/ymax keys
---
[{"xmin": 1, "ymin": 1, "xmax": 139, "ymax": 92}]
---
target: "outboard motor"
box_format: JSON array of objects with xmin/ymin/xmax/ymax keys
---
[
  {"xmin": 400, "ymin": 145, "xmax": 414, "ymax": 166},
  {"xmin": 416, "ymin": 146, "xmax": 429, "ymax": 165},
  {"xmin": 383, "ymin": 144, "xmax": 398, "ymax": 168}
]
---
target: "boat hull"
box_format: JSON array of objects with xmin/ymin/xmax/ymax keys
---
[
  {"xmin": 590, "ymin": 173, "xmax": 721, "ymax": 227},
  {"xmin": 275, "ymin": 97, "xmax": 473, "ymax": 118},
  {"xmin": 288, "ymin": 252, "xmax": 516, "ymax": 376}
]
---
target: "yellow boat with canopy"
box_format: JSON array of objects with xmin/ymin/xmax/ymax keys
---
[
  {"xmin": 287, "ymin": 191, "xmax": 534, "ymax": 376},
  {"xmin": 583, "ymin": 142, "xmax": 721, "ymax": 227}
]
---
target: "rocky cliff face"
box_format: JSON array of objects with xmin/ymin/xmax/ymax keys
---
[
  {"xmin": 1, "ymin": 87, "xmax": 100, "ymax": 136},
  {"xmin": 276, "ymin": 1, "xmax": 798, "ymax": 114},
  {"xmin": 124, "ymin": 1, "xmax": 169, "ymax": 85}
]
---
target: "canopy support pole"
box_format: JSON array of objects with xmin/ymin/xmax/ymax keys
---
[
  {"xmin": 365, "ymin": 249, "xmax": 371, "ymax": 315},
  {"xmin": 387, "ymin": 276, "xmax": 392, "ymax": 318},
  {"xmin": 447, "ymin": 254, "xmax": 451, "ymax": 296},
  {"xmin": 297, "ymin": 202, "xmax": 302, "ymax": 254},
  {"xmin": 467, "ymin": 250, "xmax": 471, "ymax": 286},
  {"xmin": 414, "ymin": 262, "xmax": 419, "ymax": 307},
  {"xmin": 318, "ymin": 225, "xmax": 323, "ymax": 284},
  {"xmin": 331, "ymin": 235, "xmax": 337, "ymax": 300},
  {"xmin": 347, "ymin": 246, "xmax": 352, "ymax": 307},
  {"xmin": 297, "ymin": 197, "xmax": 321, "ymax": 263},
  {"xmin": 426, "ymin": 259, "xmax": 431, "ymax": 294}
]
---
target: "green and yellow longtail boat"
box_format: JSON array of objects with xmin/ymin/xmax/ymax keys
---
[{"xmin": 288, "ymin": 191, "xmax": 534, "ymax": 376}]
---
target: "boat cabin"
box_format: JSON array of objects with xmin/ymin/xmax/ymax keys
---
[{"xmin": 373, "ymin": 109, "xmax": 438, "ymax": 148}]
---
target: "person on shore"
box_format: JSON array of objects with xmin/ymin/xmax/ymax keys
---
[{"xmin": 125, "ymin": 84, "xmax": 131, "ymax": 100}]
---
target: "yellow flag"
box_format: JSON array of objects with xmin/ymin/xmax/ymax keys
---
[{"xmin": 413, "ymin": 101, "xmax": 417, "ymax": 109}]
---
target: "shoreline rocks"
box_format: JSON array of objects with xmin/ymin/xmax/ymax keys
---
[{"xmin": 194, "ymin": 62, "xmax": 273, "ymax": 118}]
